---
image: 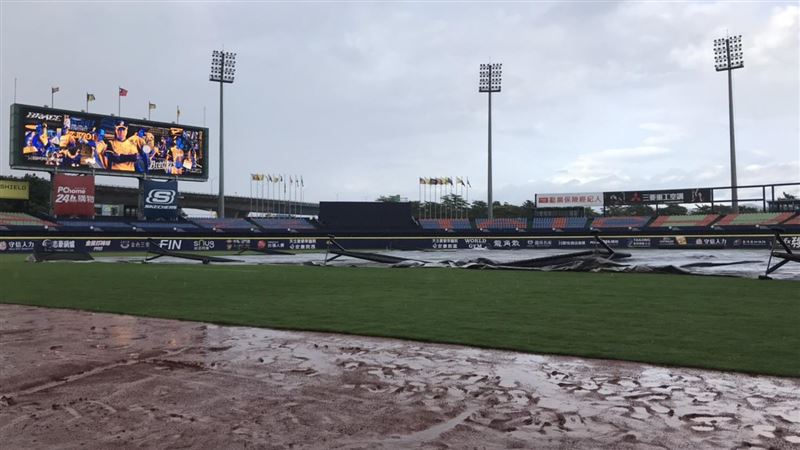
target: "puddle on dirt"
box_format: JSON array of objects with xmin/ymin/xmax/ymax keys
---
[{"xmin": 2, "ymin": 304, "xmax": 799, "ymax": 450}]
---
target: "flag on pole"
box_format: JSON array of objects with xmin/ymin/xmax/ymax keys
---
[
  {"xmin": 148, "ymin": 102, "xmax": 156, "ymax": 110},
  {"xmin": 51, "ymin": 86, "xmax": 60, "ymax": 94},
  {"xmin": 301, "ymin": 176, "xmax": 304, "ymax": 187},
  {"xmin": 251, "ymin": 173, "xmax": 259, "ymax": 181},
  {"xmin": 119, "ymin": 87, "xmax": 128, "ymax": 97},
  {"xmin": 467, "ymin": 178, "xmax": 471, "ymax": 187},
  {"xmin": 86, "ymin": 93, "xmax": 95, "ymax": 102}
]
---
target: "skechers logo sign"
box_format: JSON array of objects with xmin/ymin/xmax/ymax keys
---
[
  {"xmin": 145, "ymin": 190, "xmax": 176, "ymax": 209},
  {"xmin": 26, "ymin": 112, "xmax": 62, "ymax": 121}
]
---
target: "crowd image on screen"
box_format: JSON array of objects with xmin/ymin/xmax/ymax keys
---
[{"xmin": 21, "ymin": 111, "xmax": 204, "ymax": 177}]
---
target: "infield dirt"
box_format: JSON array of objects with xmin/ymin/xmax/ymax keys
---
[{"xmin": 1, "ymin": 304, "xmax": 799, "ymax": 449}]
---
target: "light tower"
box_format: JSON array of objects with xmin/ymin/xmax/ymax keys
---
[
  {"xmin": 713, "ymin": 35, "xmax": 743, "ymax": 213},
  {"xmin": 478, "ymin": 63, "xmax": 502, "ymax": 220},
  {"xmin": 209, "ymin": 50, "xmax": 237, "ymax": 218}
]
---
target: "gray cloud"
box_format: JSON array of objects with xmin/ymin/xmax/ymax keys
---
[{"xmin": 1, "ymin": 2, "xmax": 797, "ymax": 206}]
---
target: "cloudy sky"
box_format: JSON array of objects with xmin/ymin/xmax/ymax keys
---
[{"xmin": 1, "ymin": 1, "xmax": 798, "ymax": 205}]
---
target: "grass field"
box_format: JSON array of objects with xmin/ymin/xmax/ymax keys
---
[{"xmin": 1, "ymin": 254, "xmax": 798, "ymax": 377}]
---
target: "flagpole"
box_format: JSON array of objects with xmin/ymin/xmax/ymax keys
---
[
  {"xmin": 118, "ymin": 89, "xmax": 121, "ymax": 116},
  {"xmin": 86, "ymin": 94, "xmax": 88, "ymax": 112},
  {"xmin": 51, "ymin": 90, "xmax": 54, "ymax": 108},
  {"xmin": 148, "ymin": 102, "xmax": 151, "ymax": 120}
]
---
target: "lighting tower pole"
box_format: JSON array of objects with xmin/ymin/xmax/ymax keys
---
[
  {"xmin": 713, "ymin": 35, "xmax": 743, "ymax": 213},
  {"xmin": 209, "ymin": 50, "xmax": 237, "ymax": 218},
  {"xmin": 478, "ymin": 63, "xmax": 502, "ymax": 220}
]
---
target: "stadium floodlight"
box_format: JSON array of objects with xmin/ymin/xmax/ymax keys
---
[
  {"xmin": 478, "ymin": 63, "xmax": 501, "ymax": 220},
  {"xmin": 209, "ymin": 50, "xmax": 237, "ymax": 218},
  {"xmin": 713, "ymin": 35, "xmax": 743, "ymax": 213}
]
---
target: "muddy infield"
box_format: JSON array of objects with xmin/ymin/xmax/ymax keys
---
[{"xmin": 1, "ymin": 305, "xmax": 799, "ymax": 449}]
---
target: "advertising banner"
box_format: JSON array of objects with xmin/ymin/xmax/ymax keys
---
[
  {"xmin": 142, "ymin": 180, "xmax": 179, "ymax": 219},
  {"xmin": 535, "ymin": 193, "xmax": 603, "ymax": 207},
  {"xmin": 603, "ymin": 188, "xmax": 713, "ymax": 206},
  {"xmin": 53, "ymin": 174, "xmax": 95, "ymax": 217},
  {"xmin": 0, "ymin": 179, "xmax": 29, "ymax": 200},
  {"xmin": 10, "ymin": 104, "xmax": 208, "ymax": 180}
]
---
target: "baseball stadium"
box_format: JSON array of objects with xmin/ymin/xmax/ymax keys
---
[{"xmin": 2, "ymin": 5, "xmax": 800, "ymax": 449}]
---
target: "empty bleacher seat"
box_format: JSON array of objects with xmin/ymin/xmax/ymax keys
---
[
  {"xmin": 193, "ymin": 218, "xmax": 255, "ymax": 231},
  {"xmin": 130, "ymin": 221, "xmax": 198, "ymax": 232},
  {"xmin": 251, "ymin": 218, "xmax": 316, "ymax": 230},
  {"xmin": 591, "ymin": 216, "xmax": 651, "ymax": 229},
  {"xmin": 714, "ymin": 212, "xmax": 794, "ymax": 227},
  {"xmin": 418, "ymin": 218, "xmax": 472, "ymax": 230},
  {"xmin": 476, "ymin": 217, "xmax": 528, "ymax": 231},
  {"xmin": 57, "ymin": 220, "xmax": 134, "ymax": 231},
  {"xmin": 0, "ymin": 212, "xmax": 57, "ymax": 229},
  {"xmin": 782, "ymin": 214, "xmax": 800, "ymax": 226},
  {"xmin": 532, "ymin": 217, "xmax": 587, "ymax": 230},
  {"xmin": 648, "ymin": 214, "xmax": 719, "ymax": 228}
]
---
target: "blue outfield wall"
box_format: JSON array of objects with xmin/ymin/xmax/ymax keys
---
[{"xmin": 0, "ymin": 233, "xmax": 798, "ymax": 253}]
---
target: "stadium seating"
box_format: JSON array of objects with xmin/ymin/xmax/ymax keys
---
[
  {"xmin": 193, "ymin": 218, "xmax": 256, "ymax": 231},
  {"xmin": 129, "ymin": 221, "xmax": 199, "ymax": 232},
  {"xmin": 531, "ymin": 217, "xmax": 588, "ymax": 230},
  {"xmin": 590, "ymin": 216, "xmax": 652, "ymax": 229},
  {"xmin": 714, "ymin": 212, "xmax": 794, "ymax": 227},
  {"xmin": 648, "ymin": 214, "xmax": 720, "ymax": 228},
  {"xmin": 251, "ymin": 218, "xmax": 316, "ymax": 230},
  {"xmin": 56, "ymin": 220, "xmax": 135, "ymax": 231},
  {"xmin": 781, "ymin": 214, "xmax": 800, "ymax": 226},
  {"xmin": 418, "ymin": 218, "xmax": 473, "ymax": 230},
  {"xmin": 0, "ymin": 212, "xmax": 57, "ymax": 230},
  {"xmin": 475, "ymin": 217, "xmax": 527, "ymax": 231}
]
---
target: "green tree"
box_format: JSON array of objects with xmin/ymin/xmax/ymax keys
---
[
  {"xmin": 657, "ymin": 204, "xmax": 688, "ymax": 216},
  {"xmin": 376, "ymin": 194, "xmax": 402, "ymax": 202},
  {"xmin": 469, "ymin": 200, "xmax": 487, "ymax": 219},
  {"xmin": 692, "ymin": 204, "xmax": 760, "ymax": 214}
]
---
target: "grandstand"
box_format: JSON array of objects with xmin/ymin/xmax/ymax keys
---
[
  {"xmin": 418, "ymin": 218, "xmax": 472, "ymax": 231},
  {"xmin": 129, "ymin": 221, "xmax": 199, "ymax": 233},
  {"xmin": 713, "ymin": 212, "xmax": 795, "ymax": 227},
  {"xmin": 590, "ymin": 216, "xmax": 652, "ymax": 229},
  {"xmin": 782, "ymin": 214, "xmax": 800, "ymax": 226},
  {"xmin": 476, "ymin": 217, "xmax": 527, "ymax": 231},
  {"xmin": 531, "ymin": 217, "xmax": 588, "ymax": 230},
  {"xmin": 193, "ymin": 218, "xmax": 257, "ymax": 232},
  {"xmin": 56, "ymin": 220, "xmax": 135, "ymax": 232},
  {"xmin": 251, "ymin": 217, "xmax": 316, "ymax": 231},
  {"xmin": 0, "ymin": 212, "xmax": 57, "ymax": 230},
  {"xmin": 649, "ymin": 214, "xmax": 720, "ymax": 229}
]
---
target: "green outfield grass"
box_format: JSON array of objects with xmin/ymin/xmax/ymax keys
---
[{"xmin": 1, "ymin": 254, "xmax": 798, "ymax": 377}]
